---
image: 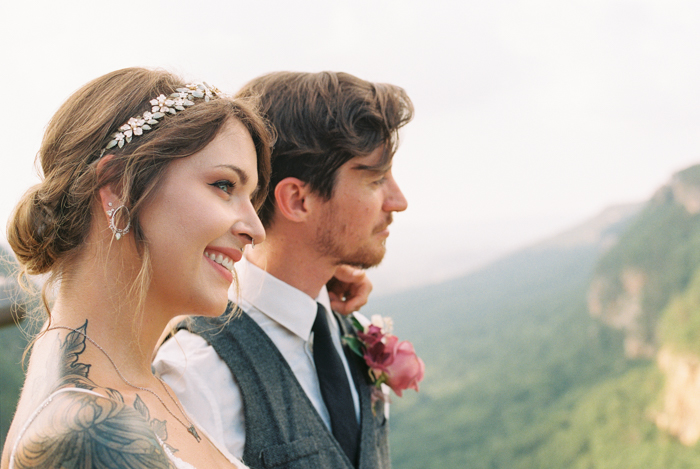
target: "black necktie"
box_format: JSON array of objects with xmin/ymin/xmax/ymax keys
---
[{"xmin": 313, "ymin": 303, "xmax": 360, "ymax": 465}]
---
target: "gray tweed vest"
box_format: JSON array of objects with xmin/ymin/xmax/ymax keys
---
[{"xmin": 185, "ymin": 302, "xmax": 391, "ymax": 469}]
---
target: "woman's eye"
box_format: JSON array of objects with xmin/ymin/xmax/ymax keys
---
[{"xmin": 210, "ymin": 180, "xmax": 235, "ymax": 194}]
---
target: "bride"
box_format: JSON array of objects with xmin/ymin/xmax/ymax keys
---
[{"xmin": 1, "ymin": 67, "xmax": 272, "ymax": 468}]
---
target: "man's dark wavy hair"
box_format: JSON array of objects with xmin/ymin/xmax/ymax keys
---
[{"xmin": 235, "ymin": 71, "xmax": 414, "ymax": 228}]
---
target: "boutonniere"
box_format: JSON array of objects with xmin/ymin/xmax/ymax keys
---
[{"xmin": 343, "ymin": 312, "xmax": 425, "ymax": 409}]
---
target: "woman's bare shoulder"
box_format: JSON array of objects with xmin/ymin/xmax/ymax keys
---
[{"xmin": 7, "ymin": 388, "xmax": 175, "ymax": 469}]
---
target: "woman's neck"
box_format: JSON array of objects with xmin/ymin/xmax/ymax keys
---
[{"xmin": 48, "ymin": 247, "xmax": 168, "ymax": 384}]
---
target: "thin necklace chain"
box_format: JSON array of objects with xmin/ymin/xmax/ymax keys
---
[{"xmin": 46, "ymin": 325, "xmax": 202, "ymax": 443}]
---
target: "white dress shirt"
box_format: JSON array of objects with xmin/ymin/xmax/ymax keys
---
[{"xmin": 153, "ymin": 256, "xmax": 360, "ymax": 459}]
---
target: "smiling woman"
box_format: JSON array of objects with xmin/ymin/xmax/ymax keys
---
[
  {"xmin": 1, "ymin": 67, "xmax": 273, "ymax": 469},
  {"xmin": 136, "ymin": 119, "xmax": 265, "ymax": 317}
]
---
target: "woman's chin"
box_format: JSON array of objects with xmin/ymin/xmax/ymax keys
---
[{"xmin": 198, "ymin": 296, "xmax": 230, "ymax": 318}]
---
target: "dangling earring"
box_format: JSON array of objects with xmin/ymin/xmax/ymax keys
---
[
  {"xmin": 251, "ymin": 239, "xmax": 255, "ymax": 249},
  {"xmin": 107, "ymin": 203, "xmax": 131, "ymax": 240}
]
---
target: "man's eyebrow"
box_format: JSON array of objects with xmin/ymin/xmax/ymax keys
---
[
  {"xmin": 215, "ymin": 164, "xmax": 249, "ymax": 185},
  {"xmin": 351, "ymin": 161, "xmax": 393, "ymax": 174}
]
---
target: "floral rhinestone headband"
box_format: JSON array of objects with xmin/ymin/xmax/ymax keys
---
[{"xmin": 102, "ymin": 82, "xmax": 222, "ymax": 153}]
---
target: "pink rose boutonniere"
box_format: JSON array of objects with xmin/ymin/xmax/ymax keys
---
[{"xmin": 344, "ymin": 312, "xmax": 425, "ymax": 406}]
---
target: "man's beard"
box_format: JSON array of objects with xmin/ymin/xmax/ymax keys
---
[{"xmin": 314, "ymin": 215, "xmax": 391, "ymax": 269}]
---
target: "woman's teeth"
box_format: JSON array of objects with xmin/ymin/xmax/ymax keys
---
[{"xmin": 205, "ymin": 251, "xmax": 234, "ymax": 271}]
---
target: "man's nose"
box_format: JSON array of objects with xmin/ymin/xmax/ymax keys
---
[{"xmin": 384, "ymin": 175, "xmax": 408, "ymax": 213}]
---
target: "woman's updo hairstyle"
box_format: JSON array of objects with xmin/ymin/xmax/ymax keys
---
[{"xmin": 8, "ymin": 67, "xmax": 272, "ymax": 310}]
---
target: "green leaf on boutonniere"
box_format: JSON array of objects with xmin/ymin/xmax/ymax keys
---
[
  {"xmin": 350, "ymin": 316, "xmax": 364, "ymax": 332},
  {"xmin": 343, "ymin": 335, "xmax": 364, "ymax": 357}
]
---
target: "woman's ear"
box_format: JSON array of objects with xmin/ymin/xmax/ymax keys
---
[
  {"xmin": 274, "ymin": 177, "xmax": 311, "ymax": 222},
  {"xmin": 98, "ymin": 186, "xmax": 121, "ymax": 221},
  {"xmin": 96, "ymin": 154, "xmax": 120, "ymax": 221}
]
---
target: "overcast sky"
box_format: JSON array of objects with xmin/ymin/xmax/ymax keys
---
[{"xmin": 2, "ymin": 0, "xmax": 699, "ymax": 294}]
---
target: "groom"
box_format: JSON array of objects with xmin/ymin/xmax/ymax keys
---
[{"xmin": 154, "ymin": 71, "xmax": 413, "ymax": 468}]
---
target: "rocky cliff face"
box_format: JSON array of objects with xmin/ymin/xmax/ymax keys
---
[
  {"xmin": 586, "ymin": 164, "xmax": 700, "ymax": 444},
  {"xmin": 671, "ymin": 171, "xmax": 700, "ymax": 214},
  {"xmin": 587, "ymin": 268, "xmax": 655, "ymax": 358},
  {"xmin": 655, "ymin": 348, "xmax": 700, "ymax": 445},
  {"xmin": 586, "ymin": 165, "xmax": 700, "ymax": 359}
]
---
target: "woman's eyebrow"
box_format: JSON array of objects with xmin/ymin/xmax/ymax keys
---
[{"xmin": 215, "ymin": 164, "xmax": 249, "ymax": 185}]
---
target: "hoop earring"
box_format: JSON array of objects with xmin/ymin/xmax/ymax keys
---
[{"xmin": 107, "ymin": 204, "xmax": 131, "ymax": 240}]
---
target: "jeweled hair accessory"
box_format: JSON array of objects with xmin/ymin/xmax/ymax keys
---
[{"xmin": 103, "ymin": 82, "xmax": 221, "ymax": 152}]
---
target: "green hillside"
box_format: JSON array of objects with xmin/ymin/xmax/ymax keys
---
[
  {"xmin": 659, "ymin": 266, "xmax": 700, "ymax": 356},
  {"xmin": 365, "ymin": 245, "xmax": 700, "ymax": 467},
  {"xmin": 364, "ymin": 245, "xmax": 633, "ymax": 468},
  {"xmin": 362, "ymin": 166, "xmax": 700, "ymax": 468},
  {"xmin": 0, "ymin": 245, "xmax": 28, "ymax": 454},
  {"xmin": 0, "ymin": 325, "xmax": 28, "ymax": 453},
  {"xmin": 593, "ymin": 187, "xmax": 700, "ymax": 347}
]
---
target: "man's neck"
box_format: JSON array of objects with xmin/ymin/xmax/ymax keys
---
[{"xmin": 245, "ymin": 232, "xmax": 335, "ymax": 300}]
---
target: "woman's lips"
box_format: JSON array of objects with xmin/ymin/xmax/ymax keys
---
[{"xmin": 204, "ymin": 247, "xmax": 243, "ymax": 283}]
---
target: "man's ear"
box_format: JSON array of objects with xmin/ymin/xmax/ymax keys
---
[{"xmin": 274, "ymin": 177, "xmax": 312, "ymax": 222}]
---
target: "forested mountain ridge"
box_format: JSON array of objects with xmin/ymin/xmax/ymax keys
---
[
  {"xmin": 363, "ymin": 199, "xmax": 644, "ymax": 467},
  {"xmin": 589, "ymin": 164, "xmax": 700, "ymax": 359},
  {"xmin": 363, "ymin": 164, "xmax": 700, "ymax": 467},
  {"xmin": 583, "ymin": 164, "xmax": 700, "ymax": 446}
]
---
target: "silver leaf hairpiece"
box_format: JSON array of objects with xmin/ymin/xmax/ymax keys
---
[{"xmin": 103, "ymin": 82, "xmax": 221, "ymax": 153}]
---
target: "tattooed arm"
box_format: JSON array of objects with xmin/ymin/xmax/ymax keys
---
[{"xmin": 10, "ymin": 389, "xmax": 175, "ymax": 469}]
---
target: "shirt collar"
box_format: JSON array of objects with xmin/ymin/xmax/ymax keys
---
[{"xmin": 229, "ymin": 256, "xmax": 332, "ymax": 340}]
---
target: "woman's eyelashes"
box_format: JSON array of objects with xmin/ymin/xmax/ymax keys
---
[{"xmin": 210, "ymin": 179, "xmax": 236, "ymax": 194}]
